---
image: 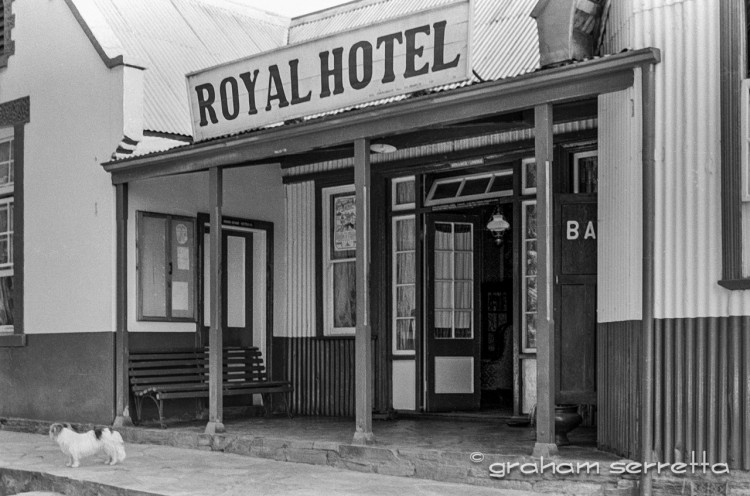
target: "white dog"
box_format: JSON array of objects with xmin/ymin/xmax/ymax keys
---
[{"xmin": 48, "ymin": 423, "xmax": 126, "ymax": 467}]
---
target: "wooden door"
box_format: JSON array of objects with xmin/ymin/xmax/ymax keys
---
[
  {"xmin": 221, "ymin": 230, "xmax": 253, "ymax": 347},
  {"xmin": 425, "ymin": 214, "xmax": 481, "ymax": 411},
  {"xmin": 554, "ymin": 194, "xmax": 597, "ymax": 405}
]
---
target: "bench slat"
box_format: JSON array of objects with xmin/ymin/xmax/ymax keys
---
[{"xmin": 129, "ymin": 347, "xmax": 292, "ymax": 425}]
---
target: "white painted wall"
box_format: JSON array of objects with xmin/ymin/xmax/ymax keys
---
[
  {"xmin": 0, "ymin": 0, "xmax": 133, "ymax": 333},
  {"xmin": 127, "ymin": 164, "xmax": 286, "ymax": 337}
]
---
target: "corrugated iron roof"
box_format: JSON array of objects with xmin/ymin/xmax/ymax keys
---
[
  {"xmin": 82, "ymin": 0, "xmax": 289, "ymax": 136},
  {"xmin": 289, "ymin": 0, "xmax": 540, "ymax": 80},
  {"xmin": 79, "ymin": 0, "xmax": 539, "ymax": 140}
]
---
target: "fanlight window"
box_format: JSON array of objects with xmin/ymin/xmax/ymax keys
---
[{"xmin": 425, "ymin": 170, "xmax": 513, "ymax": 206}]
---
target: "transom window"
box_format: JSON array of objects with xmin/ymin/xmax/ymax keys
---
[{"xmin": 425, "ymin": 170, "xmax": 513, "ymax": 206}]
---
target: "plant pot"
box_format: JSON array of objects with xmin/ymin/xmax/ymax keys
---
[
  {"xmin": 531, "ymin": 0, "xmax": 603, "ymax": 67},
  {"xmin": 554, "ymin": 404, "xmax": 582, "ymax": 446}
]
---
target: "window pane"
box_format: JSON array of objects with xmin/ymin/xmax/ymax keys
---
[
  {"xmin": 396, "ymin": 319, "xmax": 415, "ymax": 351},
  {"xmin": 140, "ymin": 215, "xmax": 167, "ymax": 318},
  {"xmin": 397, "ymin": 286, "xmax": 415, "ymax": 318},
  {"xmin": 577, "ymin": 156, "xmax": 598, "ymax": 193},
  {"xmin": 397, "ymin": 252, "xmax": 415, "ymax": 284},
  {"xmin": 434, "ymin": 310, "xmax": 452, "ymax": 338},
  {"xmin": 524, "ymin": 161, "xmax": 537, "ymax": 191},
  {"xmin": 170, "ymin": 219, "xmax": 195, "ymax": 319},
  {"xmin": 396, "ymin": 218, "xmax": 415, "ymax": 251},
  {"xmin": 0, "ymin": 141, "xmax": 9, "ymax": 162},
  {"xmin": 333, "ymin": 261, "xmax": 356, "ymax": 328},
  {"xmin": 0, "ymin": 204, "xmax": 7, "ymax": 233},
  {"xmin": 454, "ymin": 282, "xmax": 472, "ymax": 309},
  {"xmin": 525, "ymin": 204, "xmax": 537, "ymax": 239},
  {"xmin": 434, "ymin": 282, "xmax": 452, "ymax": 309},
  {"xmin": 432, "ymin": 181, "xmax": 461, "ymax": 200},
  {"xmin": 526, "ymin": 241, "xmax": 537, "ymax": 276},
  {"xmin": 454, "ymin": 252, "xmax": 472, "ymax": 279},
  {"xmin": 526, "ymin": 276, "xmax": 537, "ymax": 313},
  {"xmin": 395, "ymin": 179, "xmax": 415, "ymax": 206},
  {"xmin": 454, "ymin": 224, "xmax": 472, "ymax": 250},
  {"xmin": 455, "ymin": 311, "xmax": 472, "ymax": 338},
  {"xmin": 435, "ymin": 223, "xmax": 452, "ymax": 248},
  {"xmin": 0, "ymin": 164, "xmax": 9, "ymax": 186},
  {"xmin": 0, "ymin": 275, "xmax": 13, "ymax": 326},
  {"xmin": 488, "ymin": 173, "xmax": 513, "ymax": 193},
  {"xmin": 461, "ymin": 177, "xmax": 491, "ymax": 196},
  {"xmin": 525, "ymin": 314, "xmax": 537, "ymax": 349},
  {"xmin": 434, "ymin": 252, "xmax": 452, "ymax": 279},
  {"xmin": 0, "ymin": 236, "xmax": 8, "ymax": 265}
]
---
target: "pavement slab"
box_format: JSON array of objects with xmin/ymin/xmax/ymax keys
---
[{"xmin": 0, "ymin": 431, "xmax": 549, "ymax": 496}]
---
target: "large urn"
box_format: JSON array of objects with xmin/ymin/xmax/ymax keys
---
[{"xmin": 555, "ymin": 405, "xmax": 583, "ymax": 446}]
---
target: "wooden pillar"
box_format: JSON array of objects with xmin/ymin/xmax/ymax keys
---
[
  {"xmin": 206, "ymin": 167, "xmax": 225, "ymax": 434},
  {"xmin": 353, "ymin": 138, "xmax": 374, "ymax": 444},
  {"xmin": 532, "ymin": 103, "xmax": 558, "ymax": 457},
  {"xmin": 113, "ymin": 183, "xmax": 132, "ymax": 427},
  {"xmin": 639, "ymin": 63, "xmax": 657, "ymax": 496}
]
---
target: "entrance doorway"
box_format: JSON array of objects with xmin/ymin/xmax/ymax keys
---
[
  {"xmin": 423, "ymin": 204, "xmax": 515, "ymax": 414},
  {"xmin": 197, "ymin": 215, "xmax": 273, "ymax": 360}
]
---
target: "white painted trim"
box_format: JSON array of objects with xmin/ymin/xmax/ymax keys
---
[{"xmin": 322, "ymin": 184, "xmax": 356, "ymax": 336}]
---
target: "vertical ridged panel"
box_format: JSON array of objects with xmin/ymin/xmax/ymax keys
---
[
  {"xmin": 600, "ymin": 0, "xmax": 632, "ymax": 54},
  {"xmin": 601, "ymin": 0, "xmax": 750, "ymax": 318},
  {"xmin": 597, "ymin": 321, "xmax": 641, "ymax": 460},
  {"xmin": 278, "ymin": 337, "xmax": 381, "ymax": 417},
  {"xmin": 284, "ymin": 182, "xmax": 316, "ymax": 338},
  {"xmin": 598, "ymin": 85, "xmax": 642, "ymax": 323},
  {"xmin": 653, "ymin": 317, "xmax": 750, "ymax": 469}
]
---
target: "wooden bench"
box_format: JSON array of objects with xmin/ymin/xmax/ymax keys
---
[{"xmin": 128, "ymin": 347, "xmax": 292, "ymax": 428}]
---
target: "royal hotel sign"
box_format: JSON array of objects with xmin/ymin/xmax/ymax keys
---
[{"xmin": 187, "ymin": 0, "xmax": 471, "ymax": 141}]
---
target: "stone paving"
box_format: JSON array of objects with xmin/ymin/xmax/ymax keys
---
[{"xmin": 0, "ymin": 430, "xmax": 552, "ymax": 496}]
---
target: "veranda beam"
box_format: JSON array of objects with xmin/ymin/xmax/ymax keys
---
[
  {"xmin": 353, "ymin": 137, "xmax": 374, "ymax": 444},
  {"xmin": 113, "ymin": 182, "xmax": 132, "ymax": 427},
  {"xmin": 206, "ymin": 167, "xmax": 225, "ymax": 434},
  {"xmin": 104, "ymin": 49, "xmax": 659, "ymax": 185},
  {"xmin": 532, "ymin": 103, "xmax": 557, "ymax": 458}
]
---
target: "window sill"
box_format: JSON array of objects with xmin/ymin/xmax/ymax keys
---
[
  {"xmin": 718, "ymin": 279, "xmax": 750, "ymax": 290},
  {"xmin": 0, "ymin": 333, "xmax": 25, "ymax": 347}
]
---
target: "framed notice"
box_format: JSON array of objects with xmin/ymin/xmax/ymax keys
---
[{"xmin": 333, "ymin": 194, "xmax": 356, "ymax": 252}]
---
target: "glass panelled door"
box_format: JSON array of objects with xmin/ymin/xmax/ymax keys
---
[{"xmin": 426, "ymin": 214, "xmax": 481, "ymax": 411}]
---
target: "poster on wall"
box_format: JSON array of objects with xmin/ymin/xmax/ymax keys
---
[{"xmin": 333, "ymin": 195, "xmax": 356, "ymax": 252}]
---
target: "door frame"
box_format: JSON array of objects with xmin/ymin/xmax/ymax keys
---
[
  {"xmin": 424, "ymin": 212, "xmax": 482, "ymax": 411},
  {"xmin": 196, "ymin": 214, "xmax": 274, "ymax": 367},
  {"xmin": 553, "ymin": 193, "xmax": 598, "ymax": 405}
]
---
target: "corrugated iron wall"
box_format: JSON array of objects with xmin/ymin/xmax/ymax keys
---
[
  {"xmin": 653, "ymin": 317, "xmax": 750, "ymax": 469},
  {"xmin": 598, "ymin": 84, "xmax": 642, "ymax": 323},
  {"xmin": 284, "ymin": 181, "xmax": 316, "ymax": 338},
  {"xmin": 625, "ymin": 0, "xmax": 750, "ymax": 318},
  {"xmin": 597, "ymin": 321, "xmax": 641, "ymax": 460},
  {"xmin": 599, "ymin": 317, "xmax": 750, "ymax": 469},
  {"xmin": 277, "ymin": 337, "xmax": 356, "ymax": 416}
]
